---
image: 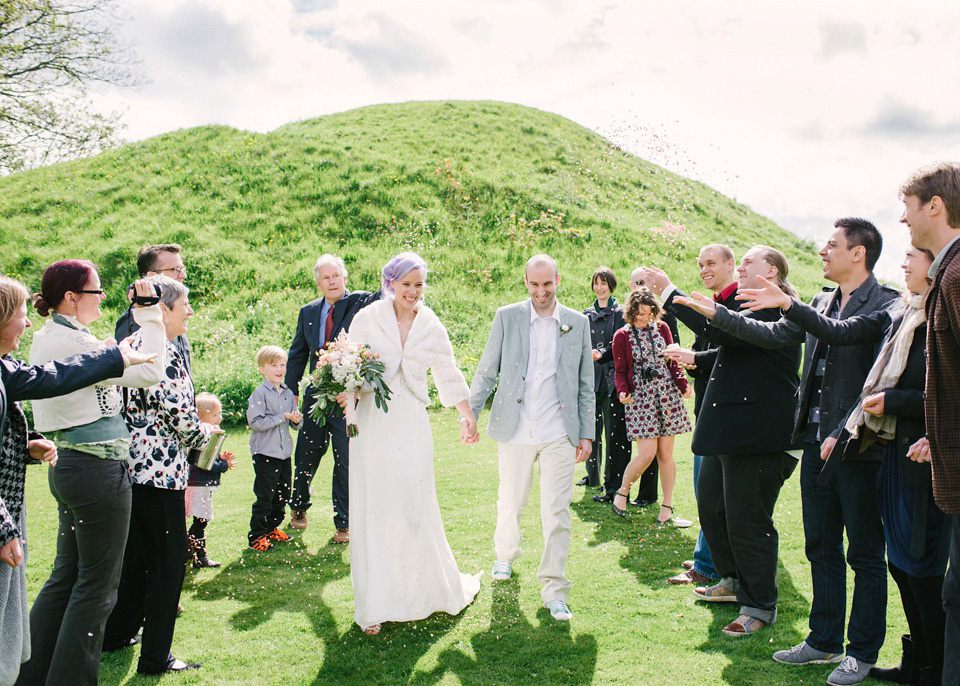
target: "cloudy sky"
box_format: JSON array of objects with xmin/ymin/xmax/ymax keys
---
[{"xmin": 96, "ymin": 0, "xmax": 960, "ymax": 281}]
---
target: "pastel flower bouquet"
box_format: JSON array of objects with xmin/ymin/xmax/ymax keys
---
[{"xmin": 308, "ymin": 333, "xmax": 392, "ymax": 436}]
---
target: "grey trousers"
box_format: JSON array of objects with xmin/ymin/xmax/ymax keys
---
[{"xmin": 15, "ymin": 451, "xmax": 131, "ymax": 686}]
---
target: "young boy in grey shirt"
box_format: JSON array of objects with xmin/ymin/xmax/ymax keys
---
[{"xmin": 247, "ymin": 346, "xmax": 303, "ymax": 550}]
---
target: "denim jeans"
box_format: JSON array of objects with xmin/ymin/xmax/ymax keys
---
[
  {"xmin": 697, "ymin": 452, "xmax": 797, "ymax": 624},
  {"xmin": 691, "ymin": 454, "xmax": 718, "ymax": 580},
  {"xmin": 16, "ymin": 451, "xmax": 131, "ymax": 686},
  {"xmin": 801, "ymin": 441, "xmax": 886, "ymax": 663},
  {"xmin": 943, "ymin": 514, "xmax": 960, "ymax": 685}
]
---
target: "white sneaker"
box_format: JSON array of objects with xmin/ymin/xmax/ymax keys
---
[
  {"xmin": 544, "ymin": 599, "xmax": 573, "ymax": 621},
  {"xmin": 491, "ymin": 560, "xmax": 512, "ymax": 580}
]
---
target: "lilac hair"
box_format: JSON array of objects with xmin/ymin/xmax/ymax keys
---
[{"xmin": 381, "ymin": 252, "xmax": 428, "ymax": 294}]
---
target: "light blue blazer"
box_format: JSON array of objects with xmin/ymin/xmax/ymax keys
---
[{"xmin": 469, "ymin": 299, "xmax": 595, "ymax": 446}]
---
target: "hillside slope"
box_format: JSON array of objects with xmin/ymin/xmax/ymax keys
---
[{"xmin": 0, "ymin": 101, "xmax": 824, "ymax": 419}]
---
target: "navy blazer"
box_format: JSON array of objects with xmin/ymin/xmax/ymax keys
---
[
  {"xmin": 0, "ymin": 348, "xmax": 125, "ymax": 440},
  {"xmin": 284, "ymin": 289, "xmax": 382, "ymax": 394}
]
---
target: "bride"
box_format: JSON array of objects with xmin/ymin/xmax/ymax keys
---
[{"xmin": 344, "ymin": 252, "xmax": 482, "ymax": 635}]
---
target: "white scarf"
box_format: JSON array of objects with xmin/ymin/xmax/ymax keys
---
[{"xmin": 844, "ymin": 293, "xmax": 926, "ymax": 441}]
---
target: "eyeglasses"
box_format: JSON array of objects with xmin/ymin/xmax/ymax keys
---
[
  {"xmin": 157, "ymin": 266, "xmax": 186, "ymax": 275},
  {"xmin": 75, "ymin": 289, "xmax": 105, "ymax": 296}
]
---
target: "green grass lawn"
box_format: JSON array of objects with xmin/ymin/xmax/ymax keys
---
[{"xmin": 21, "ymin": 413, "xmax": 908, "ymax": 685}]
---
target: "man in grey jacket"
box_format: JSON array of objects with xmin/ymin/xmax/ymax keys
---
[{"xmin": 469, "ymin": 254, "xmax": 594, "ymax": 622}]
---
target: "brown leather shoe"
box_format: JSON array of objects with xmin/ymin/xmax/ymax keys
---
[
  {"xmin": 290, "ymin": 509, "xmax": 308, "ymax": 530},
  {"xmin": 668, "ymin": 569, "xmax": 713, "ymax": 585},
  {"xmin": 333, "ymin": 527, "xmax": 349, "ymax": 544}
]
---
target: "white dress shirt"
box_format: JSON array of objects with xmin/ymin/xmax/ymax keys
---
[{"xmin": 509, "ymin": 300, "xmax": 567, "ymax": 445}]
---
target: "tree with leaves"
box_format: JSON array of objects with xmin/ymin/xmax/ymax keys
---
[{"xmin": 0, "ymin": 0, "xmax": 138, "ymax": 173}]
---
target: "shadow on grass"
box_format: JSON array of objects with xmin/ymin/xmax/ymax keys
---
[{"xmin": 433, "ymin": 578, "xmax": 598, "ymax": 685}]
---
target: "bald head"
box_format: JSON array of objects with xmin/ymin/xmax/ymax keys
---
[
  {"xmin": 629, "ymin": 267, "xmax": 644, "ymax": 291},
  {"xmin": 525, "ymin": 254, "xmax": 558, "ymax": 278}
]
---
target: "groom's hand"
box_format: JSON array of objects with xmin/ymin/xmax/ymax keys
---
[{"xmin": 575, "ymin": 439, "xmax": 592, "ymax": 463}]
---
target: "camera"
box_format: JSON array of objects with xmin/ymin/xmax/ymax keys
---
[
  {"xmin": 639, "ymin": 365, "xmax": 660, "ymax": 381},
  {"xmin": 129, "ymin": 282, "xmax": 162, "ymax": 306}
]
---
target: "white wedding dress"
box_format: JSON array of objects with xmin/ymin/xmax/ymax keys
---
[{"xmin": 347, "ymin": 298, "xmax": 481, "ymax": 630}]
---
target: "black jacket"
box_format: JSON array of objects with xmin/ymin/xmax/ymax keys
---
[
  {"xmin": 710, "ymin": 274, "xmax": 899, "ymax": 453},
  {"xmin": 686, "ymin": 286, "xmax": 741, "ymax": 417},
  {"xmin": 665, "ymin": 290, "xmax": 802, "ymax": 456},
  {"xmin": 284, "ymin": 289, "xmax": 382, "ymax": 395},
  {"xmin": 584, "ymin": 298, "xmax": 625, "ymax": 396}
]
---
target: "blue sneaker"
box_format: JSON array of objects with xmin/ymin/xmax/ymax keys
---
[
  {"xmin": 544, "ymin": 599, "xmax": 573, "ymax": 621},
  {"xmin": 491, "ymin": 560, "xmax": 512, "ymax": 580}
]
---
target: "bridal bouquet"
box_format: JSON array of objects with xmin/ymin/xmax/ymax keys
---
[{"xmin": 308, "ymin": 332, "xmax": 391, "ymax": 437}]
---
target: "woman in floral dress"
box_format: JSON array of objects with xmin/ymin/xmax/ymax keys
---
[{"xmin": 611, "ymin": 289, "xmax": 692, "ymax": 525}]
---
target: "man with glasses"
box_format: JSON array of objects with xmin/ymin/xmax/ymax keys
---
[{"xmin": 115, "ymin": 244, "xmax": 191, "ymax": 369}]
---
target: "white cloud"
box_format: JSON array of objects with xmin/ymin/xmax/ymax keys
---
[{"xmin": 95, "ymin": 0, "xmax": 960, "ymax": 281}]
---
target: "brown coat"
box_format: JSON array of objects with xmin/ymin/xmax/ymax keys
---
[{"xmin": 925, "ymin": 236, "xmax": 960, "ymax": 514}]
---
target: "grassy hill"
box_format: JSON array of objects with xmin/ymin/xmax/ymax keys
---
[{"xmin": 0, "ymin": 101, "xmax": 825, "ymax": 421}]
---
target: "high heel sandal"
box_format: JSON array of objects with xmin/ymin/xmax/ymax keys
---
[
  {"xmin": 657, "ymin": 504, "xmax": 692, "ymax": 528},
  {"xmin": 363, "ymin": 624, "xmax": 382, "ymax": 636},
  {"xmin": 612, "ymin": 489, "xmax": 630, "ymax": 518}
]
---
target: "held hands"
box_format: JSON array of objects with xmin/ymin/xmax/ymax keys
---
[
  {"xmin": 907, "ymin": 436, "xmax": 932, "ymax": 463},
  {"xmin": 28, "ymin": 438, "xmax": 57, "ymax": 465},
  {"xmin": 460, "ymin": 416, "xmax": 480, "ymax": 445},
  {"xmin": 663, "ymin": 347, "xmax": 696, "ymax": 369},
  {"xmin": 592, "ymin": 349, "xmax": 603, "ymax": 361},
  {"xmin": 735, "ymin": 275, "xmax": 792, "ymax": 312},
  {"xmin": 0, "ymin": 538, "xmax": 23, "ymax": 568},
  {"xmin": 820, "ymin": 436, "xmax": 838, "ymax": 462},
  {"xmin": 618, "ymin": 391, "xmax": 634, "ymax": 405},
  {"xmin": 862, "ymin": 392, "xmax": 885, "ymax": 417},
  {"xmin": 672, "ymin": 293, "xmax": 717, "ymax": 319},
  {"xmin": 575, "ymin": 439, "xmax": 592, "ymax": 463}
]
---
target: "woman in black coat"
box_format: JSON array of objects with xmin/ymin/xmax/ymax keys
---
[{"xmin": 738, "ymin": 247, "xmax": 944, "ymax": 685}]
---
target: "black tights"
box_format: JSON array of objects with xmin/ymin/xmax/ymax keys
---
[
  {"xmin": 889, "ymin": 560, "xmax": 946, "ymax": 680},
  {"xmin": 188, "ymin": 517, "xmax": 208, "ymax": 541}
]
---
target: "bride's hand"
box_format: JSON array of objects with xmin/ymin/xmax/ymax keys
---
[{"xmin": 460, "ymin": 416, "xmax": 479, "ymax": 444}]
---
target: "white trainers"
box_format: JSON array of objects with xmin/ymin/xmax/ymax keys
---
[
  {"xmin": 491, "ymin": 560, "xmax": 512, "ymax": 580},
  {"xmin": 772, "ymin": 640, "xmax": 845, "ymax": 665},
  {"xmin": 544, "ymin": 599, "xmax": 573, "ymax": 621},
  {"xmin": 827, "ymin": 656, "xmax": 875, "ymax": 686}
]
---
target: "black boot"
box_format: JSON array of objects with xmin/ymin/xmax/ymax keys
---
[
  {"xmin": 189, "ymin": 534, "xmax": 221, "ymax": 568},
  {"xmin": 917, "ymin": 667, "xmax": 941, "ymax": 686},
  {"xmin": 870, "ymin": 634, "xmax": 917, "ymax": 684}
]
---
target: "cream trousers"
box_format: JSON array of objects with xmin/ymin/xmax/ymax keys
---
[{"xmin": 494, "ymin": 436, "xmax": 576, "ymax": 603}]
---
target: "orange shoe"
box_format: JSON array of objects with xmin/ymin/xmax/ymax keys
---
[
  {"xmin": 249, "ymin": 535, "xmax": 274, "ymax": 551},
  {"xmin": 268, "ymin": 528, "xmax": 293, "ymax": 543}
]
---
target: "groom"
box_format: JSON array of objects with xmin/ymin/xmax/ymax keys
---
[{"xmin": 469, "ymin": 254, "xmax": 595, "ymax": 621}]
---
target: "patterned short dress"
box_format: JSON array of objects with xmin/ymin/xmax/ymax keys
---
[{"xmin": 624, "ymin": 324, "xmax": 692, "ymax": 440}]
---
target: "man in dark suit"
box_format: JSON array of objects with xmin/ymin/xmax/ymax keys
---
[
  {"xmin": 285, "ymin": 254, "xmax": 380, "ymax": 543},
  {"xmin": 701, "ymin": 220, "xmax": 898, "ymax": 683},
  {"xmin": 115, "ymin": 244, "xmax": 191, "ymax": 370},
  {"xmin": 898, "ymin": 162, "xmax": 960, "ymax": 685},
  {"xmin": 637, "ymin": 245, "xmax": 802, "ymax": 638},
  {"xmin": 665, "ymin": 243, "xmax": 739, "ymax": 586}
]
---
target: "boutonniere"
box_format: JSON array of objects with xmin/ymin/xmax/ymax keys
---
[{"xmin": 559, "ymin": 324, "xmax": 572, "ymax": 336}]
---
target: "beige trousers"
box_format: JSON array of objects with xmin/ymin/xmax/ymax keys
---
[{"xmin": 494, "ymin": 436, "xmax": 576, "ymax": 603}]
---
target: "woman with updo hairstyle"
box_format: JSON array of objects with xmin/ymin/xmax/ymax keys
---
[
  {"xmin": 0, "ymin": 274, "xmax": 155, "ymax": 686},
  {"xmin": 17, "ymin": 261, "xmax": 167, "ymax": 686},
  {"xmin": 343, "ymin": 251, "xmax": 481, "ymax": 636},
  {"xmin": 611, "ymin": 288, "xmax": 693, "ymax": 525}
]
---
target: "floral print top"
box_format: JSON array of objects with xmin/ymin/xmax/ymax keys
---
[{"xmin": 124, "ymin": 337, "xmax": 213, "ymax": 490}]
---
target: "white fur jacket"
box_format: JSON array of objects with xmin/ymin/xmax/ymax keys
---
[{"xmin": 347, "ymin": 298, "xmax": 468, "ymax": 407}]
